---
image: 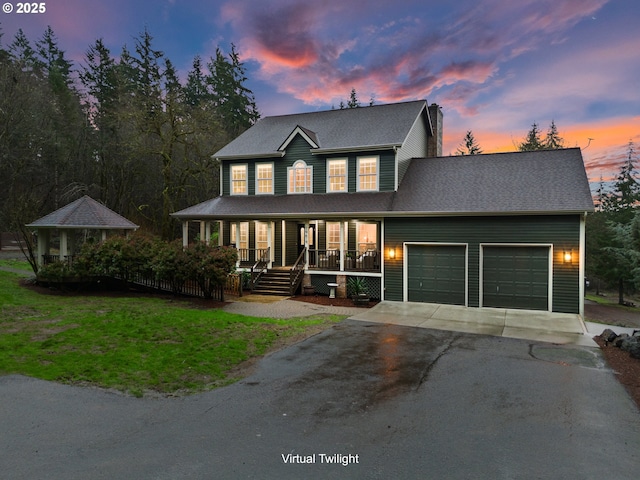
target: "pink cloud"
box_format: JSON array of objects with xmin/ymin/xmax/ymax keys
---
[{"xmin": 224, "ymin": 0, "xmax": 612, "ymax": 113}]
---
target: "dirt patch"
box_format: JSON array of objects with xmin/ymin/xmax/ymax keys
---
[{"xmin": 585, "ymin": 303, "xmax": 640, "ymax": 329}]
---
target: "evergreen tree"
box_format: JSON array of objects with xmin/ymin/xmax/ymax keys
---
[
  {"xmin": 184, "ymin": 55, "xmax": 209, "ymax": 108},
  {"xmin": 543, "ymin": 120, "xmax": 564, "ymax": 149},
  {"xmin": 348, "ymin": 87, "xmax": 360, "ymax": 108},
  {"xmin": 8, "ymin": 28, "xmax": 42, "ymax": 72},
  {"xmin": 518, "ymin": 122, "xmax": 544, "ymax": 151},
  {"xmin": 207, "ymin": 44, "xmax": 260, "ymax": 138},
  {"xmin": 455, "ymin": 130, "xmax": 483, "ymax": 155}
]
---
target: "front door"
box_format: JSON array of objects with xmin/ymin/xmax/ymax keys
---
[{"xmin": 298, "ymin": 224, "xmax": 315, "ymax": 264}]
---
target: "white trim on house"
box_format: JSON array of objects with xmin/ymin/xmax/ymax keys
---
[
  {"xmin": 356, "ymin": 155, "xmax": 379, "ymax": 192},
  {"xmin": 255, "ymin": 162, "xmax": 274, "ymax": 195},
  {"xmin": 403, "ymin": 242, "xmax": 469, "ymax": 307},
  {"xmin": 478, "ymin": 243, "xmax": 553, "ymax": 312},
  {"xmin": 326, "ymin": 158, "xmax": 348, "ymax": 193},
  {"xmin": 230, "ymin": 164, "xmax": 249, "ymax": 196}
]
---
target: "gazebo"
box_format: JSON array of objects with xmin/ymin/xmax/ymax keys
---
[{"xmin": 26, "ymin": 196, "xmax": 138, "ymax": 266}]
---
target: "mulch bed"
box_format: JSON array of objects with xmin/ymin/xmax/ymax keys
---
[
  {"xmin": 593, "ymin": 336, "xmax": 640, "ymax": 411},
  {"xmin": 290, "ymin": 294, "xmax": 379, "ymax": 308}
]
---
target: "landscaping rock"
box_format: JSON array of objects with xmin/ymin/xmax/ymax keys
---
[
  {"xmin": 600, "ymin": 328, "xmax": 619, "ymax": 343},
  {"xmin": 620, "ymin": 336, "xmax": 639, "ymax": 352},
  {"xmin": 601, "ymin": 328, "xmax": 640, "ymax": 360},
  {"xmin": 613, "ymin": 333, "xmax": 630, "ymax": 348}
]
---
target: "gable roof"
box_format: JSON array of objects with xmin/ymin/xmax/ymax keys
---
[
  {"xmin": 278, "ymin": 125, "xmax": 320, "ymax": 151},
  {"xmin": 392, "ymin": 148, "xmax": 594, "ymax": 215},
  {"xmin": 214, "ymin": 100, "xmax": 430, "ymax": 160},
  {"xmin": 173, "ymin": 148, "xmax": 594, "ymax": 219},
  {"xmin": 26, "ymin": 196, "xmax": 139, "ymax": 229}
]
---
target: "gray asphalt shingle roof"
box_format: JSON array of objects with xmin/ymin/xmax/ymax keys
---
[
  {"xmin": 27, "ymin": 196, "xmax": 139, "ymax": 229},
  {"xmin": 392, "ymin": 148, "xmax": 595, "ymax": 214},
  {"xmin": 214, "ymin": 100, "xmax": 430, "ymax": 158},
  {"xmin": 173, "ymin": 148, "xmax": 594, "ymax": 219}
]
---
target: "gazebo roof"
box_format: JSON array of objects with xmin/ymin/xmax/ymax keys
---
[{"xmin": 26, "ymin": 196, "xmax": 138, "ymax": 230}]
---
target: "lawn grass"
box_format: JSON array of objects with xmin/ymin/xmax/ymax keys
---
[
  {"xmin": 0, "ymin": 271, "xmax": 344, "ymax": 397},
  {"xmin": 586, "ymin": 292, "xmax": 639, "ymax": 310},
  {"xmin": 0, "ymin": 258, "xmax": 32, "ymax": 271}
]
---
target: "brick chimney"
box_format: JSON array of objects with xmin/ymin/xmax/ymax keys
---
[{"xmin": 427, "ymin": 103, "xmax": 443, "ymax": 157}]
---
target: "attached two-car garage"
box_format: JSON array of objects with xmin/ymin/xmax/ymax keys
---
[{"xmin": 404, "ymin": 244, "xmax": 551, "ymax": 311}]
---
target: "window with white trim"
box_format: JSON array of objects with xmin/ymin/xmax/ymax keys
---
[
  {"xmin": 230, "ymin": 164, "xmax": 248, "ymax": 195},
  {"xmin": 288, "ymin": 160, "xmax": 312, "ymax": 193},
  {"xmin": 357, "ymin": 222, "xmax": 377, "ymax": 252},
  {"xmin": 256, "ymin": 163, "xmax": 273, "ymax": 194},
  {"xmin": 357, "ymin": 156, "xmax": 378, "ymax": 191},
  {"xmin": 256, "ymin": 222, "xmax": 268, "ymax": 250},
  {"xmin": 327, "ymin": 222, "xmax": 341, "ymax": 251},
  {"xmin": 327, "ymin": 159, "xmax": 347, "ymax": 192},
  {"xmin": 230, "ymin": 222, "xmax": 249, "ymax": 249}
]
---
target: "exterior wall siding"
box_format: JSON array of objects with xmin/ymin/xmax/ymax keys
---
[
  {"xmin": 384, "ymin": 215, "xmax": 582, "ymax": 313},
  {"xmin": 222, "ymin": 136, "xmax": 398, "ymax": 196},
  {"xmin": 397, "ymin": 113, "xmax": 429, "ymax": 187}
]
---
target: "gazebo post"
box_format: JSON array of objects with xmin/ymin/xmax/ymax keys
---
[
  {"xmin": 37, "ymin": 229, "xmax": 49, "ymax": 267},
  {"xmin": 199, "ymin": 221, "xmax": 206, "ymax": 244},
  {"xmin": 59, "ymin": 230, "xmax": 68, "ymax": 262},
  {"xmin": 182, "ymin": 221, "xmax": 189, "ymax": 248},
  {"xmin": 204, "ymin": 221, "xmax": 211, "ymax": 246}
]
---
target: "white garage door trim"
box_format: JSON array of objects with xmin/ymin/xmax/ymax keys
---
[
  {"xmin": 403, "ymin": 242, "xmax": 469, "ymax": 306},
  {"xmin": 479, "ymin": 243, "xmax": 553, "ymax": 311}
]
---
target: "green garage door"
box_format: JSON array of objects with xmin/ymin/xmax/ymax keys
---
[
  {"xmin": 407, "ymin": 245, "xmax": 466, "ymax": 305},
  {"xmin": 482, "ymin": 246, "xmax": 549, "ymax": 310}
]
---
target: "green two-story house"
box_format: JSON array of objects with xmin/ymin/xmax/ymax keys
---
[{"xmin": 172, "ymin": 100, "xmax": 594, "ymax": 316}]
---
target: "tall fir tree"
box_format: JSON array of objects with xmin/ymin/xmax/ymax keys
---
[
  {"xmin": 455, "ymin": 130, "xmax": 483, "ymax": 155},
  {"xmin": 518, "ymin": 122, "xmax": 544, "ymax": 151},
  {"xmin": 543, "ymin": 120, "xmax": 564, "ymax": 149}
]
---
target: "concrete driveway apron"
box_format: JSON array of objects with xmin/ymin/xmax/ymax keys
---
[{"xmin": 1, "ymin": 310, "xmax": 639, "ymax": 479}]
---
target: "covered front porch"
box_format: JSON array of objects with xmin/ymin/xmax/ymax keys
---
[{"xmin": 180, "ymin": 218, "xmax": 382, "ymax": 274}]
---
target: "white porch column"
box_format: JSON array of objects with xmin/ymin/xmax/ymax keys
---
[
  {"xmin": 339, "ymin": 221, "xmax": 345, "ymax": 272},
  {"xmin": 59, "ymin": 230, "xmax": 68, "ymax": 261},
  {"xmin": 36, "ymin": 229, "xmax": 48, "ymax": 267},
  {"xmin": 218, "ymin": 221, "xmax": 223, "ymax": 246},
  {"xmin": 101, "ymin": 230, "xmax": 107, "ymax": 242},
  {"xmin": 304, "ymin": 221, "xmax": 310, "ymax": 269},
  {"xmin": 267, "ymin": 221, "xmax": 273, "ymax": 267},
  {"xmin": 235, "ymin": 223, "xmax": 241, "ymax": 267},
  {"xmin": 205, "ymin": 221, "xmax": 211, "ymax": 245},
  {"xmin": 281, "ymin": 220, "xmax": 286, "ymax": 266},
  {"xmin": 182, "ymin": 221, "xmax": 189, "ymax": 248}
]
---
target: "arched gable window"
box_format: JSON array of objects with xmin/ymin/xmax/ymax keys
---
[{"xmin": 288, "ymin": 160, "xmax": 313, "ymax": 193}]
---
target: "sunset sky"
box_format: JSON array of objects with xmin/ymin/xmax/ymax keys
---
[{"xmin": 1, "ymin": 0, "xmax": 638, "ymax": 189}]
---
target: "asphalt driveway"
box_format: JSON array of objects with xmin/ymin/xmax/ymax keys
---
[{"xmin": 1, "ymin": 319, "xmax": 639, "ymax": 479}]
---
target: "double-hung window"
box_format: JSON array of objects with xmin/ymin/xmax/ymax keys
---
[
  {"xmin": 288, "ymin": 160, "xmax": 312, "ymax": 193},
  {"xmin": 230, "ymin": 222, "xmax": 249, "ymax": 249},
  {"xmin": 326, "ymin": 222, "xmax": 341, "ymax": 251},
  {"xmin": 256, "ymin": 222, "xmax": 268, "ymax": 250},
  {"xmin": 357, "ymin": 156, "xmax": 378, "ymax": 192},
  {"xmin": 327, "ymin": 159, "xmax": 347, "ymax": 193},
  {"xmin": 256, "ymin": 163, "xmax": 273, "ymax": 194},
  {"xmin": 230, "ymin": 164, "xmax": 248, "ymax": 195}
]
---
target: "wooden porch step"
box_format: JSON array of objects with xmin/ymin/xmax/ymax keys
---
[{"xmin": 252, "ymin": 268, "xmax": 294, "ymax": 296}]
